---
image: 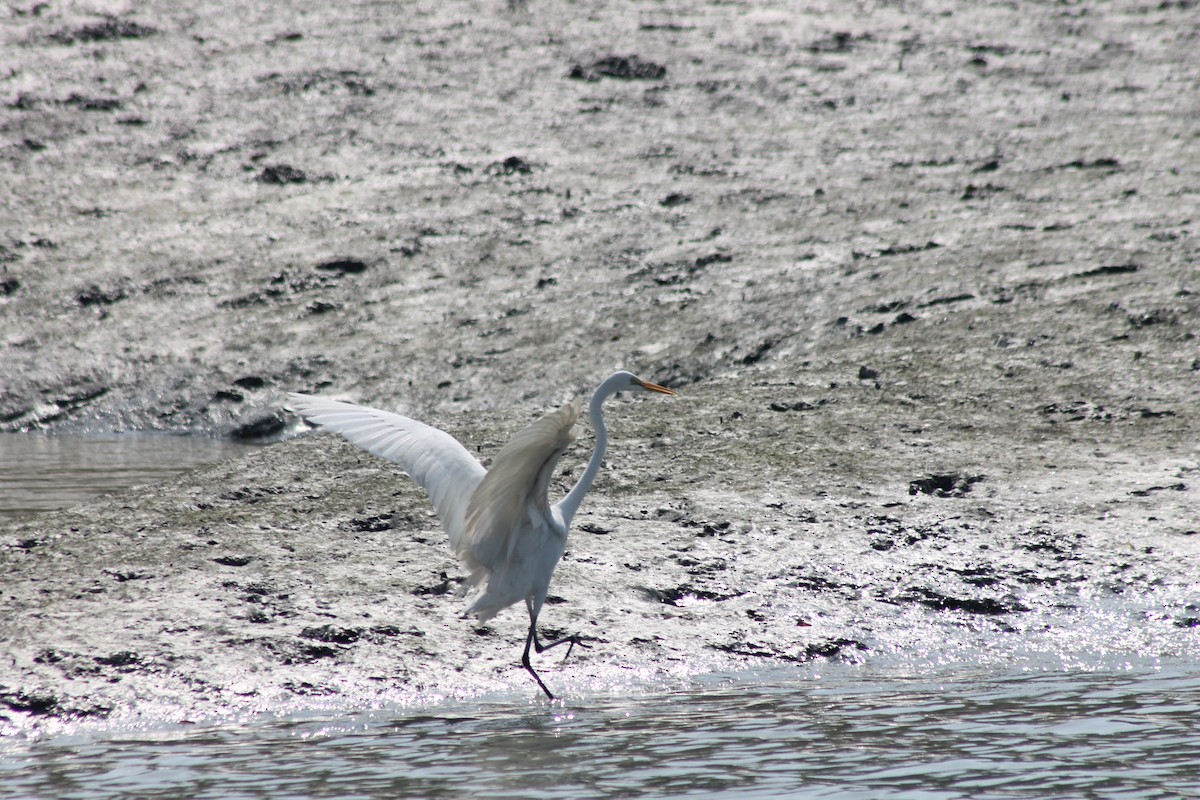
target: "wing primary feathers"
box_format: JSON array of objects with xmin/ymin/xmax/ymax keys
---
[{"xmin": 287, "ymin": 393, "xmax": 486, "ymax": 549}]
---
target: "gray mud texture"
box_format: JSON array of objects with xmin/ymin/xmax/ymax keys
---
[{"xmin": 2, "ymin": 1, "xmax": 1198, "ymax": 731}]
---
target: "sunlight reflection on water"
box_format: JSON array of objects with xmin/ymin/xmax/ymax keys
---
[{"xmin": 3, "ymin": 657, "xmax": 1198, "ymax": 799}]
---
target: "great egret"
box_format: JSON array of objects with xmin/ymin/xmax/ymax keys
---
[{"xmin": 287, "ymin": 371, "xmax": 676, "ymax": 698}]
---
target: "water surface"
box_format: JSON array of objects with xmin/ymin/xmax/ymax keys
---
[
  {"xmin": 2, "ymin": 657, "xmax": 1196, "ymax": 799},
  {"xmin": 0, "ymin": 434, "xmax": 251, "ymax": 521}
]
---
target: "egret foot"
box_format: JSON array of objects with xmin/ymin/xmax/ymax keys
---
[{"xmin": 522, "ymin": 624, "xmax": 593, "ymax": 699}]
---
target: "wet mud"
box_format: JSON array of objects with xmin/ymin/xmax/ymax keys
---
[{"xmin": 2, "ymin": 1, "xmax": 1198, "ymax": 731}]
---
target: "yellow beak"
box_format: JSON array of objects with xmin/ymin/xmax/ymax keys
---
[{"xmin": 635, "ymin": 378, "xmax": 677, "ymax": 396}]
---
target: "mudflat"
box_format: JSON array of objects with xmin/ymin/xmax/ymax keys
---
[{"xmin": 2, "ymin": 1, "xmax": 1196, "ymax": 729}]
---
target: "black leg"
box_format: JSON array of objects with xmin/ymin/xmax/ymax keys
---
[
  {"xmin": 521, "ymin": 598, "xmax": 592, "ymax": 699},
  {"xmin": 522, "ymin": 622, "xmax": 555, "ymax": 700}
]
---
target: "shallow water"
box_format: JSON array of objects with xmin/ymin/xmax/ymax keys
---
[
  {"xmin": 0, "ymin": 434, "xmax": 251, "ymax": 521},
  {"xmin": 2, "ymin": 657, "xmax": 1197, "ymax": 799}
]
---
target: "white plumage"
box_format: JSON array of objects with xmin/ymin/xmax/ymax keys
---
[
  {"xmin": 287, "ymin": 371, "xmax": 675, "ymax": 699},
  {"xmin": 282, "ymin": 396, "xmax": 486, "ymax": 551},
  {"xmin": 460, "ymin": 403, "xmax": 578, "ymax": 620}
]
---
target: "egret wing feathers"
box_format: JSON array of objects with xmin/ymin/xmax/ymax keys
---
[
  {"xmin": 460, "ymin": 403, "xmax": 578, "ymax": 590},
  {"xmin": 287, "ymin": 393, "xmax": 486, "ymax": 549}
]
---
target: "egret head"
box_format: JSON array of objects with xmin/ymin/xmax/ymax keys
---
[{"xmin": 608, "ymin": 370, "xmax": 677, "ymax": 396}]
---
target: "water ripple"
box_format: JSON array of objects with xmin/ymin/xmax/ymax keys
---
[{"xmin": 3, "ymin": 658, "xmax": 1198, "ymax": 799}]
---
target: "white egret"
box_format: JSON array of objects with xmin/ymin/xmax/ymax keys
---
[{"xmin": 287, "ymin": 371, "xmax": 676, "ymax": 698}]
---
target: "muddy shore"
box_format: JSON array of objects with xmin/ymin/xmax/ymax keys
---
[{"xmin": 2, "ymin": 1, "xmax": 1198, "ymax": 731}]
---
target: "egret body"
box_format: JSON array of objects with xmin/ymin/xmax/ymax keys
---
[{"xmin": 287, "ymin": 371, "xmax": 675, "ymax": 698}]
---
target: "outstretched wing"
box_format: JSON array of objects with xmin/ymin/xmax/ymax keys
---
[
  {"xmin": 460, "ymin": 403, "xmax": 578, "ymax": 578},
  {"xmin": 287, "ymin": 393, "xmax": 486, "ymax": 548}
]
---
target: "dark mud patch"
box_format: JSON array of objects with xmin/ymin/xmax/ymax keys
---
[
  {"xmin": 769, "ymin": 399, "xmax": 832, "ymax": 413},
  {"xmin": 710, "ymin": 638, "xmax": 868, "ymax": 664},
  {"xmin": 314, "ymin": 258, "xmax": 370, "ymax": 275},
  {"xmin": 338, "ymin": 514, "xmax": 394, "ymax": 533},
  {"xmin": 486, "ymin": 156, "xmax": 535, "ymax": 176},
  {"xmin": 909, "ymin": 474, "xmax": 985, "ymax": 497},
  {"xmin": 640, "ymin": 584, "xmax": 745, "ymax": 606},
  {"xmin": 256, "ymin": 164, "xmax": 311, "ymax": 185},
  {"xmin": 1068, "ymin": 263, "xmax": 1140, "ymax": 280},
  {"xmin": 569, "ymin": 55, "xmax": 667, "ymax": 81},
  {"xmin": 411, "ymin": 572, "xmax": 461, "ymax": 597},
  {"xmin": 889, "ymin": 587, "xmax": 1030, "ymax": 617},
  {"xmin": 300, "ymin": 625, "xmax": 363, "ymax": 645},
  {"xmin": 230, "ymin": 412, "xmax": 287, "ymax": 440},
  {"xmin": 47, "ymin": 17, "xmax": 157, "ymax": 45}
]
